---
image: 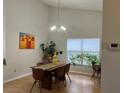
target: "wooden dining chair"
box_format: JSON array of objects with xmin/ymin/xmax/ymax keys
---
[
  {"xmin": 30, "ymin": 67, "xmax": 44, "ymax": 93},
  {"xmin": 90, "ymin": 62, "xmax": 101, "ymax": 82},
  {"xmin": 64, "ymin": 63, "xmax": 71, "ymax": 83},
  {"xmin": 54, "ymin": 66, "xmax": 66, "ymax": 88}
]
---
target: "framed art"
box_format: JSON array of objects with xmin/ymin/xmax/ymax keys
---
[{"xmin": 19, "ymin": 32, "xmax": 35, "ymax": 49}]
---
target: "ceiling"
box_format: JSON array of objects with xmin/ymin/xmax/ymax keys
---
[{"xmin": 42, "ymin": 0, "xmax": 103, "ymax": 11}]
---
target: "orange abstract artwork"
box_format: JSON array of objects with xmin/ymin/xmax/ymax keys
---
[{"xmin": 19, "ymin": 32, "xmax": 35, "ymax": 49}]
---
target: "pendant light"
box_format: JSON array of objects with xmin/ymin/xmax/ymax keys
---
[{"xmin": 50, "ymin": 0, "xmax": 66, "ymax": 32}]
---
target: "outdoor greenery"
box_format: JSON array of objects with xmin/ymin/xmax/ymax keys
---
[{"xmin": 68, "ymin": 52, "xmax": 100, "ymax": 65}]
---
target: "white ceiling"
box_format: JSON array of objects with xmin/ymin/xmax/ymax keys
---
[{"xmin": 42, "ymin": 0, "xmax": 103, "ymax": 11}]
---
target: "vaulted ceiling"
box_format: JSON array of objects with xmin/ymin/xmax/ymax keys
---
[{"xmin": 42, "ymin": 0, "xmax": 103, "ymax": 11}]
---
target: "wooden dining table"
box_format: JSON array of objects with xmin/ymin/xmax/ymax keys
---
[{"xmin": 31, "ymin": 62, "xmax": 67, "ymax": 90}]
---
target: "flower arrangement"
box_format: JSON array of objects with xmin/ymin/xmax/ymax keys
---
[
  {"xmin": 40, "ymin": 41, "xmax": 56, "ymax": 57},
  {"xmin": 40, "ymin": 41, "xmax": 63, "ymax": 62}
]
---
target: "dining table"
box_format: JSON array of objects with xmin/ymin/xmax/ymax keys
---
[{"xmin": 30, "ymin": 62, "xmax": 67, "ymax": 90}]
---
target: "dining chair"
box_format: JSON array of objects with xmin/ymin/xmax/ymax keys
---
[
  {"xmin": 30, "ymin": 67, "xmax": 44, "ymax": 93},
  {"xmin": 64, "ymin": 63, "xmax": 71, "ymax": 83},
  {"xmin": 90, "ymin": 61, "xmax": 101, "ymax": 82},
  {"xmin": 54, "ymin": 66, "xmax": 66, "ymax": 88}
]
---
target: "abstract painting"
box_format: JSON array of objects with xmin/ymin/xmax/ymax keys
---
[{"xmin": 19, "ymin": 32, "xmax": 35, "ymax": 49}]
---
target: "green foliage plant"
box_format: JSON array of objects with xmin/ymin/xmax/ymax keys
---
[{"xmin": 40, "ymin": 41, "xmax": 56, "ymax": 57}]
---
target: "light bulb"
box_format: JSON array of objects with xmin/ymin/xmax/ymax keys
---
[
  {"xmin": 50, "ymin": 25, "xmax": 57, "ymax": 31},
  {"xmin": 50, "ymin": 25, "xmax": 67, "ymax": 32},
  {"xmin": 60, "ymin": 26, "xmax": 66, "ymax": 31}
]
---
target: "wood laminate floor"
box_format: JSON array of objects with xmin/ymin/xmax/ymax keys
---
[{"xmin": 4, "ymin": 73, "xmax": 100, "ymax": 93}]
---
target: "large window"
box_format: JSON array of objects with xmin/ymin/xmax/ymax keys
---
[{"xmin": 67, "ymin": 39, "xmax": 100, "ymax": 65}]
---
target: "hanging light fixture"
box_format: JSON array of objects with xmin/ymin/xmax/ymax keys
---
[{"xmin": 50, "ymin": 0, "xmax": 67, "ymax": 32}]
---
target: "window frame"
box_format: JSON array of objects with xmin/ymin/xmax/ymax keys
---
[{"xmin": 67, "ymin": 38, "xmax": 101, "ymax": 66}]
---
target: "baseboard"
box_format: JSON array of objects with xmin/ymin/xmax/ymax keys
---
[
  {"xmin": 3, "ymin": 72, "xmax": 32, "ymax": 84},
  {"xmin": 69, "ymin": 71, "xmax": 92, "ymax": 77},
  {"xmin": 3, "ymin": 71, "xmax": 91, "ymax": 84}
]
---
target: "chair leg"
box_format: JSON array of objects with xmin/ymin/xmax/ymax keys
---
[
  {"xmin": 90, "ymin": 71, "xmax": 95, "ymax": 80},
  {"xmin": 63, "ymin": 75, "xmax": 66, "ymax": 87},
  {"xmin": 96, "ymin": 72, "xmax": 99, "ymax": 78},
  {"xmin": 30, "ymin": 80, "xmax": 36, "ymax": 93},
  {"xmin": 39, "ymin": 81, "xmax": 42, "ymax": 93},
  {"xmin": 56, "ymin": 79, "xmax": 60, "ymax": 90},
  {"xmin": 38, "ymin": 81, "xmax": 40, "ymax": 88},
  {"xmin": 67, "ymin": 73, "xmax": 71, "ymax": 82},
  {"xmin": 64, "ymin": 77, "xmax": 67, "ymax": 86},
  {"xmin": 98, "ymin": 72, "xmax": 101, "ymax": 81}
]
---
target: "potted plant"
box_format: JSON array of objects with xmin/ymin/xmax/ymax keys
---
[{"xmin": 40, "ymin": 41, "xmax": 56, "ymax": 61}]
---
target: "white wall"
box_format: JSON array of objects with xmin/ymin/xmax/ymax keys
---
[
  {"xmin": 101, "ymin": 0, "xmax": 120, "ymax": 93},
  {"xmin": 3, "ymin": 0, "xmax": 49, "ymax": 81},
  {"xmin": 3, "ymin": 0, "xmax": 6, "ymax": 60},
  {"xmin": 48, "ymin": 8, "xmax": 102, "ymax": 74}
]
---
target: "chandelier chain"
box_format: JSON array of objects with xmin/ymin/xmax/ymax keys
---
[{"xmin": 57, "ymin": 0, "xmax": 60, "ymax": 27}]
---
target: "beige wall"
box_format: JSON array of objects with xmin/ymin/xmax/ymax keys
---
[
  {"xmin": 48, "ymin": 8, "xmax": 102, "ymax": 74},
  {"xmin": 101, "ymin": 0, "xmax": 120, "ymax": 93},
  {"xmin": 3, "ymin": 0, "xmax": 49, "ymax": 81}
]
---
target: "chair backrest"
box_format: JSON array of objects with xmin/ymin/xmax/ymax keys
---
[
  {"xmin": 32, "ymin": 68, "xmax": 44, "ymax": 80},
  {"xmin": 91, "ymin": 62, "xmax": 101, "ymax": 73},
  {"xmin": 91, "ymin": 61, "xmax": 96, "ymax": 71},
  {"xmin": 56, "ymin": 65, "xmax": 65, "ymax": 78},
  {"xmin": 64, "ymin": 63, "xmax": 70, "ymax": 73}
]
